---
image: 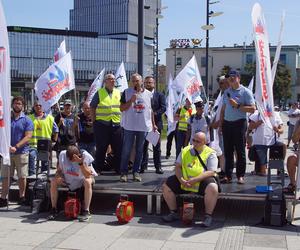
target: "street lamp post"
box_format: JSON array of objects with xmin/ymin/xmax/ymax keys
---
[
  {"xmin": 201, "ymin": 1, "xmax": 223, "ymax": 97},
  {"xmin": 154, "ymin": 3, "xmax": 167, "ymax": 87}
]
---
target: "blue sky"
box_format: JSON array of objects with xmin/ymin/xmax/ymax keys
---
[{"xmin": 2, "ymin": 0, "xmax": 300, "ymax": 64}]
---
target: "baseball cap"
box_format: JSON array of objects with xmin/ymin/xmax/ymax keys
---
[
  {"xmin": 64, "ymin": 99, "xmax": 72, "ymax": 105},
  {"xmin": 193, "ymin": 96, "xmax": 204, "ymax": 107},
  {"xmin": 228, "ymin": 69, "xmax": 240, "ymax": 77}
]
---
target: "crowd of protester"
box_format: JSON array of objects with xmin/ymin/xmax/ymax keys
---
[{"xmin": 0, "ymin": 70, "xmax": 297, "ymax": 226}]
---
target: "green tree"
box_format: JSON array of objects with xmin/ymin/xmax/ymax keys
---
[{"xmin": 273, "ymin": 62, "xmax": 292, "ymax": 103}]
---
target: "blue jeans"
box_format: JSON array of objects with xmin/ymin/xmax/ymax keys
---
[
  {"xmin": 28, "ymin": 148, "xmax": 49, "ymax": 175},
  {"xmin": 120, "ymin": 130, "xmax": 147, "ymax": 174},
  {"xmin": 176, "ymin": 130, "xmax": 187, "ymax": 158}
]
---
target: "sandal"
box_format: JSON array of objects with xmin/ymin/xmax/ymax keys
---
[
  {"xmin": 220, "ymin": 177, "xmax": 232, "ymax": 184},
  {"xmin": 283, "ymin": 183, "xmax": 296, "ymax": 194}
]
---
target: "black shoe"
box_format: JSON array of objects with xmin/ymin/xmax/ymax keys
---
[
  {"xmin": 155, "ymin": 168, "xmax": 164, "ymax": 174},
  {"xmin": 0, "ymin": 198, "xmax": 8, "ymax": 208},
  {"xmin": 48, "ymin": 208, "xmax": 59, "ymax": 220},
  {"xmin": 79, "ymin": 210, "xmax": 91, "ymax": 222},
  {"xmin": 18, "ymin": 197, "xmax": 27, "ymax": 206}
]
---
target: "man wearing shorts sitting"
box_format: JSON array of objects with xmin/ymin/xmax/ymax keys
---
[
  {"xmin": 162, "ymin": 132, "xmax": 219, "ymax": 227},
  {"xmin": 48, "ymin": 145, "xmax": 96, "ymax": 222}
]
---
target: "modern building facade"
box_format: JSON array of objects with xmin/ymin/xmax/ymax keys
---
[
  {"xmin": 166, "ymin": 44, "xmax": 300, "ymax": 101},
  {"xmin": 70, "ymin": 0, "xmax": 160, "ymax": 41},
  {"xmin": 8, "ymin": 26, "xmax": 152, "ymax": 108}
]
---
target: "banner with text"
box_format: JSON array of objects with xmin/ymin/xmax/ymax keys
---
[
  {"xmin": 0, "ymin": 0, "xmax": 11, "ymax": 165},
  {"xmin": 35, "ymin": 52, "xmax": 75, "ymax": 111},
  {"xmin": 252, "ymin": 3, "xmax": 275, "ymax": 128},
  {"xmin": 173, "ymin": 55, "xmax": 203, "ymax": 104}
]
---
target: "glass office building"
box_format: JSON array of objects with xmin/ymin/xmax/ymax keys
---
[
  {"xmin": 70, "ymin": 0, "xmax": 160, "ymax": 40},
  {"xmin": 8, "ymin": 26, "xmax": 153, "ymax": 108}
]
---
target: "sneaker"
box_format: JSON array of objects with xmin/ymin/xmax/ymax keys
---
[
  {"xmin": 162, "ymin": 212, "xmax": 180, "ymax": 222},
  {"xmin": 120, "ymin": 174, "xmax": 128, "ymax": 182},
  {"xmin": 133, "ymin": 173, "xmax": 142, "ymax": 182},
  {"xmin": 200, "ymin": 214, "xmax": 212, "ymax": 227},
  {"xmin": 0, "ymin": 198, "xmax": 8, "ymax": 208},
  {"xmin": 237, "ymin": 177, "xmax": 245, "ymax": 184},
  {"xmin": 79, "ymin": 210, "xmax": 91, "ymax": 222},
  {"xmin": 18, "ymin": 197, "xmax": 27, "ymax": 206},
  {"xmin": 47, "ymin": 208, "xmax": 58, "ymax": 220}
]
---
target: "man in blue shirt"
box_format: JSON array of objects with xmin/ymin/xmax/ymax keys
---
[
  {"xmin": 220, "ymin": 70, "xmax": 255, "ymax": 184},
  {"xmin": 0, "ymin": 96, "xmax": 33, "ymax": 207}
]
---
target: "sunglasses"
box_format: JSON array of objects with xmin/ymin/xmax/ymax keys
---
[{"xmin": 192, "ymin": 139, "xmax": 202, "ymax": 144}]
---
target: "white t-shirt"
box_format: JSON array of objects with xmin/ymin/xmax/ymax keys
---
[
  {"xmin": 288, "ymin": 108, "xmax": 300, "ymax": 125},
  {"xmin": 188, "ymin": 114, "xmax": 210, "ymax": 144},
  {"xmin": 59, "ymin": 150, "xmax": 95, "ymax": 191},
  {"xmin": 121, "ymin": 87, "xmax": 153, "ymax": 132},
  {"xmin": 250, "ymin": 111, "xmax": 283, "ymax": 146}
]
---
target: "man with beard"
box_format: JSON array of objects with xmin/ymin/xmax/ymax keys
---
[
  {"xmin": 0, "ymin": 96, "xmax": 33, "ymax": 207},
  {"xmin": 141, "ymin": 76, "xmax": 166, "ymax": 174}
]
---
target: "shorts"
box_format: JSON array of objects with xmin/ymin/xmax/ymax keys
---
[
  {"xmin": 254, "ymin": 145, "xmax": 268, "ymax": 166},
  {"xmin": 165, "ymin": 175, "xmax": 217, "ymax": 196},
  {"xmin": 53, "ymin": 176, "xmax": 95, "ymax": 192},
  {"xmin": 1, "ymin": 153, "xmax": 29, "ymax": 178}
]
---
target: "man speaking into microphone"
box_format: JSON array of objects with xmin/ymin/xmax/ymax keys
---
[{"xmin": 219, "ymin": 70, "xmax": 256, "ymax": 184}]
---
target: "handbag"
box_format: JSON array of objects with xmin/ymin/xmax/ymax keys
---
[{"xmin": 194, "ymin": 148, "xmax": 221, "ymax": 193}]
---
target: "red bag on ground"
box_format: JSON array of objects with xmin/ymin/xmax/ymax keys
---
[
  {"xmin": 64, "ymin": 192, "xmax": 81, "ymax": 219},
  {"xmin": 116, "ymin": 195, "xmax": 134, "ymax": 223},
  {"xmin": 182, "ymin": 202, "xmax": 194, "ymax": 225}
]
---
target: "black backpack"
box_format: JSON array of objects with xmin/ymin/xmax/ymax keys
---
[{"xmin": 31, "ymin": 177, "xmax": 51, "ymax": 213}]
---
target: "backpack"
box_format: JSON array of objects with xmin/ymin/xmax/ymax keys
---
[{"xmin": 31, "ymin": 178, "xmax": 51, "ymax": 213}]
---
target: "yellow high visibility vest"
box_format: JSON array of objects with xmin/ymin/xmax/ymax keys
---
[
  {"xmin": 96, "ymin": 88, "xmax": 121, "ymax": 123},
  {"xmin": 181, "ymin": 145, "xmax": 215, "ymax": 192},
  {"xmin": 29, "ymin": 114, "xmax": 54, "ymax": 148},
  {"xmin": 178, "ymin": 107, "xmax": 194, "ymax": 131}
]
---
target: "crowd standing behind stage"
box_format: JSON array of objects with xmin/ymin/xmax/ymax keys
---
[{"xmin": 1, "ymin": 70, "xmax": 298, "ymax": 226}]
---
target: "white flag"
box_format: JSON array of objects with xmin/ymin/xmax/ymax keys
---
[
  {"xmin": 247, "ymin": 77, "xmax": 254, "ymax": 94},
  {"xmin": 252, "ymin": 3, "xmax": 275, "ymax": 129},
  {"xmin": 35, "ymin": 52, "xmax": 75, "ymax": 111},
  {"xmin": 166, "ymin": 74, "xmax": 175, "ymax": 123},
  {"xmin": 86, "ymin": 68, "xmax": 105, "ymax": 104},
  {"xmin": 271, "ymin": 11, "xmax": 285, "ymax": 85},
  {"xmin": 173, "ymin": 55, "xmax": 203, "ymax": 104},
  {"xmin": 115, "ymin": 62, "xmax": 128, "ymax": 92},
  {"xmin": 0, "ymin": 0, "xmax": 11, "ymax": 165},
  {"xmin": 54, "ymin": 40, "xmax": 67, "ymax": 62}
]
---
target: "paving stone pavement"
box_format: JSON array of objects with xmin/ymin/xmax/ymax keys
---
[{"xmin": 1, "ymin": 112, "xmax": 300, "ymax": 249}]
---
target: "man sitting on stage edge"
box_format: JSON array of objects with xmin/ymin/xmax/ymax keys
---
[
  {"xmin": 48, "ymin": 145, "xmax": 96, "ymax": 222},
  {"xmin": 162, "ymin": 132, "xmax": 219, "ymax": 227}
]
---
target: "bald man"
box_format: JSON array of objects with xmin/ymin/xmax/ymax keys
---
[{"xmin": 162, "ymin": 132, "xmax": 219, "ymax": 227}]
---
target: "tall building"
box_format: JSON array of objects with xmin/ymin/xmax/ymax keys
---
[
  {"xmin": 70, "ymin": 0, "xmax": 160, "ymax": 41},
  {"xmin": 8, "ymin": 26, "xmax": 139, "ymax": 107},
  {"xmin": 69, "ymin": 0, "xmax": 161, "ymax": 77}
]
